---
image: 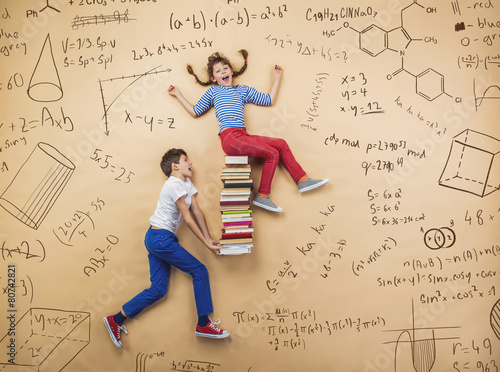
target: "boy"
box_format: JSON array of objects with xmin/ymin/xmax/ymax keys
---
[{"xmin": 104, "ymin": 148, "xmax": 229, "ymax": 348}]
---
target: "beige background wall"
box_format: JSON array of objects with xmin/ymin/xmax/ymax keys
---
[{"xmin": 1, "ymin": 0, "xmax": 499, "ymax": 371}]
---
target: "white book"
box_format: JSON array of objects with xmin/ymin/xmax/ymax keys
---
[
  {"xmin": 219, "ymin": 246, "xmax": 252, "ymax": 255},
  {"xmin": 225, "ymin": 155, "xmax": 249, "ymax": 164},
  {"xmin": 222, "ymin": 217, "xmax": 253, "ymax": 223},
  {"xmin": 222, "ymin": 227, "xmax": 254, "ymax": 233}
]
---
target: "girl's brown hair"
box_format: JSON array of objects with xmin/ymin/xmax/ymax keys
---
[{"xmin": 187, "ymin": 50, "xmax": 248, "ymax": 86}]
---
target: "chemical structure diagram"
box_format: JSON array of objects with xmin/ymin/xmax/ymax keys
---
[{"xmin": 347, "ymin": 0, "xmax": 455, "ymax": 102}]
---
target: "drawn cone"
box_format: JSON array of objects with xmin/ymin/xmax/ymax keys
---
[{"xmin": 27, "ymin": 34, "xmax": 63, "ymax": 102}]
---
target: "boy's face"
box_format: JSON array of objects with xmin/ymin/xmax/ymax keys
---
[
  {"xmin": 173, "ymin": 154, "xmax": 193, "ymax": 178},
  {"xmin": 211, "ymin": 62, "xmax": 233, "ymax": 87}
]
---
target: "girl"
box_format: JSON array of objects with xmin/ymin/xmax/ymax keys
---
[{"xmin": 168, "ymin": 50, "xmax": 328, "ymax": 212}]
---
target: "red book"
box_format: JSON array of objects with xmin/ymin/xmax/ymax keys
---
[
  {"xmin": 221, "ymin": 232, "xmax": 253, "ymax": 239},
  {"xmin": 220, "ymin": 200, "xmax": 251, "ymax": 206}
]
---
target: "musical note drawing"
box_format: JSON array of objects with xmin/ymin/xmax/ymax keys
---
[
  {"xmin": 27, "ymin": 34, "xmax": 63, "ymax": 102},
  {"xmin": 0, "ymin": 142, "xmax": 75, "ymax": 229}
]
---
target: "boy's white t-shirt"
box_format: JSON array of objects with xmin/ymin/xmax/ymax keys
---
[{"xmin": 149, "ymin": 176, "xmax": 197, "ymax": 233}]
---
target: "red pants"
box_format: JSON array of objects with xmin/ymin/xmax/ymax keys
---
[{"xmin": 220, "ymin": 128, "xmax": 306, "ymax": 195}]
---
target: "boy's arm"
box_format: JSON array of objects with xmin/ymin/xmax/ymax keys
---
[
  {"xmin": 176, "ymin": 196, "xmax": 220, "ymax": 255},
  {"xmin": 168, "ymin": 85, "xmax": 197, "ymax": 118},
  {"xmin": 268, "ymin": 65, "xmax": 283, "ymax": 105},
  {"xmin": 190, "ymin": 195, "xmax": 218, "ymax": 245}
]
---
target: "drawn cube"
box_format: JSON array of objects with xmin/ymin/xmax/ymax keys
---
[
  {"xmin": 439, "ymin": 129, "xmax": 500, "ymax": 197},
  {"xmin": 0, "ymin": 308, "xmax": 90, "ymax": 372}
]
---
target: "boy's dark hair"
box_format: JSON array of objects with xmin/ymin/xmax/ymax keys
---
[
  {"xmin": 187, "ymin": 49, "xmax": 248, "ymax": 86},
  {"xmin": 160, "ymin": 148, "xmax": 187, "ymax": 177}
]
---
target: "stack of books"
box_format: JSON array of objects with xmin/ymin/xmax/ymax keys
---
[{"xmin": 218, "ymin": 155, "xmax": 254, "ymax": 255}]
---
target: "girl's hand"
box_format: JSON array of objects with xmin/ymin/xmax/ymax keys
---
[
  {"xmin": 167, "ymin": 85, "xmax": 179, "ymax": 96},
  {"xmin": 274, "ymin": 65, "xmax": 283, "ymax": 78}
]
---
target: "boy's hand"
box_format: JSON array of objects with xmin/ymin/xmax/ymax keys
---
[
  {"xmin": 205, "ymin": 238, "xmax": 221, "ymax": 255},
  {"xmin": 207, "ymin": 244, "xmax": 221, "ymax": 256},
  {"xmin": 208, "ymin": 238, "xmax": 220, "ymax": 246}
]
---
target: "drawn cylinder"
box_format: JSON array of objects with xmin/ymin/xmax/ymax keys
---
[{"xmin": 0, "ymin": 142, "xmax": 75, "ymax": 229}]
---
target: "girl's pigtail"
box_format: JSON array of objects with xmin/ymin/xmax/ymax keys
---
[
  {"xmin": 232, "ymin": 49, "xmax": 248, "ymax": 78},
  {"xmin": 186, "ymin": 64, "xmax": 212, "ymax": 86}
]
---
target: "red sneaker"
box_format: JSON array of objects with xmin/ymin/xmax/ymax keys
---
[
  {"xmin": 195, "ymin": 318, "xmax": 230, "ymax": 339},
  {"xmin": 104, "ymin": 315, "xmax": 128, "ymax": 348}
]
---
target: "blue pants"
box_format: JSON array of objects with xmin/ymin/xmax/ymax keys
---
[{"xmin": 122, "ymin": 227, "xmax": 214, "ymax": 319}]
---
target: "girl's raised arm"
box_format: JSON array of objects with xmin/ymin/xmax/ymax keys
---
[
  {"xmin": 268, "ymin": 65, "xmax": 283, "ymax": 105},
  {"xmin": 168, "ymin": 85, "xmax": 197, "ymax": 118}
]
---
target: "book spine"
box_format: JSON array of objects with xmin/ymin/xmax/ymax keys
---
[
  {"xmin": 221, "ymin": 232, "xmax": 252, "ymax": 239},
  {"xmin": 223, "ymin": 221, "xmax": 253, "ymax": 226},
  {"xmin": 219, "ymin": 158, "xmax": 254, "ymax": 254},
  {"xmin": 220, "ymin": 200, "xmax": 251, "ymax": 206}
]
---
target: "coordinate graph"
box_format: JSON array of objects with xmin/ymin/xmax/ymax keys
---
[
  {"xmin": 473, "ymin": 79, "xmax": 500, "ymax": 111},
  {"xmin": 385, "ymin": 302, "xmax": 460, "ymax": 372},
  {"xmin": 98, "ymin": 66, "xmax": 170, "ymax": 135}
]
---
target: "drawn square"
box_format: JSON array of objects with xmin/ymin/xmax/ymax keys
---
[
  {"xmin": 0, "ymin": 308, "xmax": 90, "ymax": 372},
  {"xmin": 439, "ymin": 129, "xmax": 500, "ymax": 197}
]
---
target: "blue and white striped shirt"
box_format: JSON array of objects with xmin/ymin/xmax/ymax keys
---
[{"xmin": 193, "ymin": 85, "xmax": 271, "ymax": 132}]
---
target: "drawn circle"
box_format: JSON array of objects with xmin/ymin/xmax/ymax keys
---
[
  {"xmin": 424, "ymin": 228, "xmax": 445, "ymax": 250},
  {"xmin": 28, "ymin": 82, "xmax": 63, "ymax": 102},
  {"xmin": 439, "ymin": 227, "xmax": 456, "ymax": 248},
  {"xmin": 491, "ymin": 298, "xmax": 500, "ymax": 340},
  {"xmin": 423, "ymin": 227, "xmax": 456, "ymax": 250}
]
